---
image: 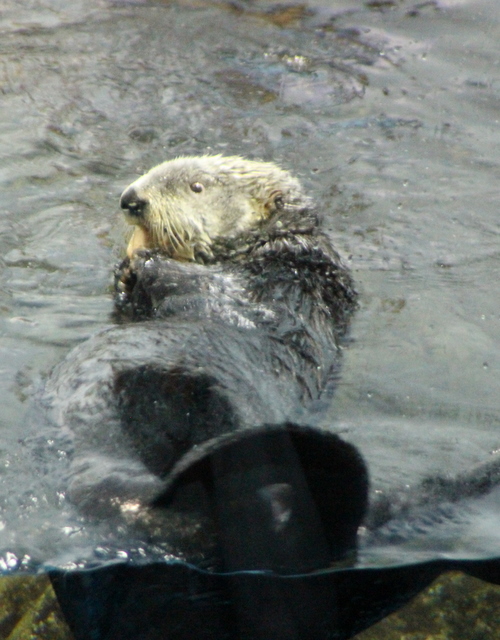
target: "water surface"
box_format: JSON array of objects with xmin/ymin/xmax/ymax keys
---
[{"xmin": 0, "ymin": 0, "xmax": 499, "ymax": 569}]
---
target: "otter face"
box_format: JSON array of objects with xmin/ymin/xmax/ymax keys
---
[{"xmin": 120, "ymin": 155, "xmax": 307, "ymax": 261}]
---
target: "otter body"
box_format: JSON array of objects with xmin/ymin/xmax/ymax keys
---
[{"xmin": 37, "ymin": 156, "xmax": 364, "ymax": 572}]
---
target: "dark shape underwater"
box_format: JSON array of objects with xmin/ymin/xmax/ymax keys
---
[{"xmin": 49, "ymin": 556, "xmax": 500, "ymax": 640}]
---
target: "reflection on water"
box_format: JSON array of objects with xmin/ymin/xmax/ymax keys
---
[{"xmin": 0, "ymin": 0, "xmax": 499, "ymax": 612}]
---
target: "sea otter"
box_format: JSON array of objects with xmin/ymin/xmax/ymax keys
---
[{"xmin": 37, "ymin": 155, "xmax": 366, "ymax": 573}]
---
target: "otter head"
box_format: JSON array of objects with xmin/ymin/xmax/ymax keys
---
[{"xmin": 120, "ymin": 155, "xmax": 308, "ymax": 262}]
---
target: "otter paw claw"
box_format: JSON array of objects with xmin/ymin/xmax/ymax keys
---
[{"xmin": 114, "ymin": 258, "xmax": 137, "ymax": 299}]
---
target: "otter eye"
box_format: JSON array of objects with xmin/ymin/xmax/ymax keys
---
[
  {"xmin": 274, "ymin": 195, "xmax": 284, "ymax": 209},
  {"xmin": 190, "ymin": 182, "xmax": 204, "ymax": 193}
]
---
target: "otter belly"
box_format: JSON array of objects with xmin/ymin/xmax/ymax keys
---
[
  {"xmin": 36, "ymin": 312, "xmax": 365, "ymax": 572},
  {"xmin": 41, "ymin": 319, "xmax": 319, "ymax": 510}
]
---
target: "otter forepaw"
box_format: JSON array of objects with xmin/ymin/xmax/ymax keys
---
[
  {"xmin": 114, "ymin": 257, "xmax": 136, "ymax": 298},
  {"xmin": 113, "ymin": 250, "xmax": 161, "ymax": 318}
]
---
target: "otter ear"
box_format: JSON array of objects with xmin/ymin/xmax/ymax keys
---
[{"xmin": 267, "ymin": 189, "xmax": 285, "ymax": 214}]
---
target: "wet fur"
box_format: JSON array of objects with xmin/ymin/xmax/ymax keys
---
[{"xmin": 38, "ymin": 156, "xmax": 361, "ymax": 570}]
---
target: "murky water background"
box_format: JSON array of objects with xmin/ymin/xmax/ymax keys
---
[{"xmin": 0, "ymin": 0, "xmax": 499, "ymax": 570}]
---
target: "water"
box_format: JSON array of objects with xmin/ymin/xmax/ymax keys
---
[{"xmin": 0, "ymin": 0, "xmax": 499, "ymax": 571}]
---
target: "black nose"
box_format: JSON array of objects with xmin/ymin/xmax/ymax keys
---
[{"xmin": 120, "ymin": 187, "xmax": 147, "ymax": 216}]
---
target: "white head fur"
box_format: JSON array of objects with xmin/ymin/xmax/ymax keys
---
[{"xmin": 120, "ymin": 155, "xmax": 309, "ymax": 261}]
